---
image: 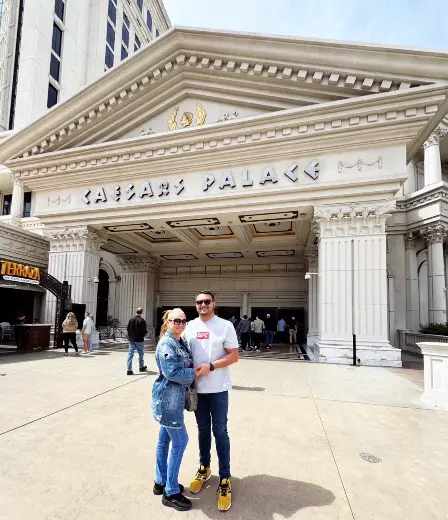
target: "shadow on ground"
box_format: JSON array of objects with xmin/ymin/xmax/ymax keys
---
[
  {"xmin": 189, "ymin": 474, "xmax": 335, "ymax": 518},
  {"xmin": 0, "ymin": 349, "xmax": 112, "ymax": 365}
]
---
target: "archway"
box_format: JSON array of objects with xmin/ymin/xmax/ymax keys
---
[{"xmin": 96, "ymin": 269, "xmax": 109, "ymax": 326}]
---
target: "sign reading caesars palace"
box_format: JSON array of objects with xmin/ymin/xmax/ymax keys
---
[{"xmin": 81, "ymin": 161, "xmax": 320, "ymax": 204}]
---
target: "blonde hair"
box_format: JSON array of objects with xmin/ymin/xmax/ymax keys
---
[
  {"xmin": 65, "ymin": 312, "xmax": 77, "ymax": 325},
  {"xmin": 160, "ymin": 308, "xmax": 185, "ymax": 336}
]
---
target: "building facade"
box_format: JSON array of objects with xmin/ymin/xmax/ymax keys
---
[{"xmin": 1, "ymin": 27, "xmax": 448, "ymax": 366}]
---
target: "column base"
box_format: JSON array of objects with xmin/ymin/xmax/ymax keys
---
[{"xmin": 311, "ymin": 339, "xmax": 402, "ymax": 367}]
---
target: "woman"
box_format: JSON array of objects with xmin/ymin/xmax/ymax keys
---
[
  {"xmin": 152, "ymin": 308, "xmax": 194, "ymax": 512},
  {"xmin": 62, "ymin": 312, "xmax": 79, "ymax": 356}
]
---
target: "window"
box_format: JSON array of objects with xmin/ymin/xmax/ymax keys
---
[
  {"xmin": 108, "ymin": 0, "xmax": 117, "ymax": 25},
  {"xmin": 52, "ymin": 23, "xmax": 62, "ymax": 56},
  {"xmin": 105, "ymin": 45, "xmax": 114, "ymax": 68},
  {"xmin": 50, "ymin": 54, "xmax": 60, "ymax": 82},
  {"xmin": 2, "ymin": 194, "xmax": 12, "ymax": 215},
  {"xmin": 155, "ymin": 28, "xmax": 159, "ymax": 37},
  {"xmin": 23, "ymin": 192, "xmax": 31, "ymax": 218},
  {"xmin": 122, "ymin": 24, "xmax": 129, "ymax": 47},
  {"xmin": 121, "ymin": 45, "xmax": 128, "ymax": 60},
  {"xmin": 137, "ymin": 0, "xmax": 143, "ymax": 11},
  {"xmin": 54, "ymin": 0, "xmax": 65, "ymax": 21},
  {"xmin": 123, "ymin": 13, "xmax": 130, "ymax": 27},
  {"xmin": 146, "ymin": 10, "xmax": 152, "ymax": 31},
  {"xmin": 47, "ymin": 83, "xmax": 58, "ymax": 108},
  {"xmin": 106, "ymin": 22, "xmax": 115, "ymax": 48},
  {"xmin": 134, "ymin": 35, "xmax": 140, "ymax": 51}
]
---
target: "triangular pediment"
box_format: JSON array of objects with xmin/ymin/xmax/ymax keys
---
[{"xmin": 1, "ymin": 26, "xmax": 448, "ymax": 162}]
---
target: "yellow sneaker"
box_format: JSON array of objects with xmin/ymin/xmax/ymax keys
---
[
  {"xmin": 189, "ymin": 465, "xmax": 211, "ymax": 494},
  {"xmin": 217, "ymin": 478, "xmax": 232, "ymax": 512}
]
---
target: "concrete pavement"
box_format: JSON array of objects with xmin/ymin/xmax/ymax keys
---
[{"xmin": 1, "ymin": 349, "xmax": 447, "ymax": 520}]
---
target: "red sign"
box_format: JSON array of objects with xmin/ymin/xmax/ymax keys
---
[{"xmin": 196, "ymin": 332, "xmax": 210, "ymax": 340}]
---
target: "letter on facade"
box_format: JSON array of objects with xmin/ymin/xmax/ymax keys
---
[
  {"xmin": 93, "ymin": 188, "xmax": 107, "ymax": 203},
  {"xmin": 203, "ymin": 175, "xmax": 215, "ymax": 191},
  {"xmin": 139, "ymin": 182, "xmax": 153, "ymax": 198},
  {"xmin": 259, "ymin": 167, "xmax": 278, "ymax": 184},
  {"xmin": 158, "ymin": 181, "xmax": 169, "ymax": 197},
  {"xmin": 125, "ymin": 184, "xmax": 135, "ymax": 200},
  {"xmin": 174, "ymin": 179, "xmax": 185, "ymax": 195},
  {"xmin": 242, "ymin": 169, "xmax": 253, "ymax": 187},
  {"xmin": 284, "ymin": 163, "xmax": 299, "ymax": 182},
  {"xmin": 219, "ymin": 172, "xmax": 236, "ymax": 189}
]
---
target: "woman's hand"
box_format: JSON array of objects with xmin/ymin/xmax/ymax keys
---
[{"xmin": 195, "ymin": 364, "xmax": 211, "ymax": 377}]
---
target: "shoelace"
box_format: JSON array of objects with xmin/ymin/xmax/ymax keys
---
[
  {"xmin": 219, "ymin": 482, "xmax": 229, "ymax": 496},
  {"xmin": 195, "ymin": 467, "xmax": 207, "ymax": 480}
]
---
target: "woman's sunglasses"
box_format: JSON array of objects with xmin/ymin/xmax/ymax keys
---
[
  {"xmin": 196, "ymin": 299, "xmax": 212, "ymax": 306},
  {"xmin": 169, "ymin": 318, "xmax": 187, "ymax": 325}
]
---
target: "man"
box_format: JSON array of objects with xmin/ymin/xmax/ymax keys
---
[
  {"xmin": 82, "ymin": 312, "xmax": 95, "ymax": 354},
  {"xmin": 184, "ymin": 290, "xmax": 239, "ymax": 512},
  {"xmin": 252, "ymin": 315, "xmax": 265, "ymax": 351},
  {"xmin": 237, "ymin": 315, "xmax": 251, "ymax": 351},
  {"xmin": 288, "ymin": 316, "xmax": 298, "ymax": 344},
  {"xmin": 126, "ymin": 307, "xmax": 148, "ymax": 375},
  {"xmin": 264, "ymin": 313, "xmax": 275, "ymax": 349},
  {"xmin": 277, "ymin": 317, "xmax": 287, "ymax": 344}
]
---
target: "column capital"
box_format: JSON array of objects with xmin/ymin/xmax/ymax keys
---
[
  {"xmin": 9, "ymin": 173, "xmax": 23, "ymax": 187},
  {"xmin": 424, "ymin": 125, "xmax": 448, "ymax": 149},
  {"xmin": 313, "ymin": 201, "xmax": 395, "ymax": 238},
  {"xmin": 422, "ymin": 225, "xmax": 448, "ymax": 245},
  {"xmin": 117, "ymin": 255, "xmax": 159, "ymax": 273},
  {"xmin": 45, "ymin": 226, "xmax": 108, "ymax": 254},
  {"xmin": 404, "ymin": 232, "xmax": 418, "ymax": 250},
  {"xmin": 304, "ymin": 248, "xmax": 318, "ymax": 269}
]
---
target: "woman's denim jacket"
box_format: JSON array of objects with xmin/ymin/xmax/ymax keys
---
[{"xmin": 152, "ymin": 329, "xmax": 195, "ymax": 429}]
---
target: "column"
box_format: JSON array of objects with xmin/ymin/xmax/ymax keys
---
[
  {"xmin": 313, "ymin": 203, "xmax": 398, "ymax": 365},
  {"xmin": 45, "ymin": 227, "xmax": 107, "ymax": 324},
  {"xmin": 305, "ymin": 248, "xmax": 318, "ymax": 346},
  {"xmin": 424, "ymin": 125, "xmax": 447, "ymax": 186},
  {"xmin": 117, "ymin": 256, "xmax": 159, "ymax": 337},
  {"xmin": 423, "ymin": 225, "xmax": 447, "ymax": 323},
  {"xmin": 404, "ymin": 232, "xmax": 420, "ymax": 330},
  {"xmin": 242, "ymin": 292, "xmax": 249, "ymax": 316},
  {"xmin": 10, "ymin": 174, "xmax": 24, "ymax": 218}
]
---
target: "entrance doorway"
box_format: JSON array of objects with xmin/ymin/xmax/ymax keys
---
[
  {"xmin": 251, "ymin": 307, "xmax": 305, "ymax": 344},
  {"xmin": 96, "ymin": 269, "xmax": 109, "ymax": 326}
]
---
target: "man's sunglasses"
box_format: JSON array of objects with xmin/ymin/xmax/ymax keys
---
[
  {"xmin": 169, "ymin": 319, "xmax": 187, "ymax": 325},
  {"xmin": 196, "ymin": 299, "xmax": 212, "ymax": 306}
]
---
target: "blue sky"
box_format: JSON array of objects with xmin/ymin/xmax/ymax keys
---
[{"xmin": 163, "ymin": 0, "xmax": 448, "ymax": 51}]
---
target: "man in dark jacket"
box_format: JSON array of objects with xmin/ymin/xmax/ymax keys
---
[
  {"xmin": 237, "ymin": 315, "xmax": 251, "ymax": 351},
  {"xmin": 264, "ymin": 314, "xmax": 276, "ymax": 349},
  {"xmin": 126, "ymin": 307, "xmax": 148, "ymax": 375}
]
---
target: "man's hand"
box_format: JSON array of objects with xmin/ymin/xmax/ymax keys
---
[{"xmin": 195, "ymin": 363, "xmax": 211, "ymax": 378}]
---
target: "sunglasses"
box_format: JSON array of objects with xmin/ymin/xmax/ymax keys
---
[
  {"xmin": 196, "ymin": 299, "xmax": 212, "ymax": 306},
  {"xmin": 169, "ymin": 318, "xmax": 187, "ymax": 325}
]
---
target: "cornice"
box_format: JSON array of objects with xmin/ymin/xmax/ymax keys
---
[{"xmin": 396, "ymin": 183, "xmax": 448, "ymax": 211}]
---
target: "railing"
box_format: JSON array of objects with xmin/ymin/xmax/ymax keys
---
[
  {"xmin": 97, "ymin": 326, "xmax": 128, "ymax": 341},
  {"xmin": 398, "ymin": 330, "xmax": 448, "ymax": 354}
]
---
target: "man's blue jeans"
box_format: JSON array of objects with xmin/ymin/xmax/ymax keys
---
[
  {"xmin": 195, "ymin": 391, "xmax": 230, "ymax": 479},
  {"xmin": 155, "ymin": 424, "xmax": 189, "ymax": 496},
  {"xmin": 265, "ymin": 330, "xmax": 274, "ymax": 345},
  {"xmin": 127, "ymin": 341, "xmax": 144, "ymax": 371}
]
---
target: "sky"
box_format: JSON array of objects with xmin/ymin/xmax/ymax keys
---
[{"xmin": 163, "ymin": 0, "xmax": 448, "ymax": 51}]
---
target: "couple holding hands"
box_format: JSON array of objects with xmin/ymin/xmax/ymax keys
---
[{"xmin": 152, "ymin": 290, "xmax": 239, "ymax": 512}]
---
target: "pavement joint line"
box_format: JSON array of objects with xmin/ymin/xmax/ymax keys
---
[
  {"xmin": 302, "ymin": 369, "xmax": 357, "ymax": 520},
  {"xmin": 0, "ymin": 374, "xmax": 152, "ymax": 437}
]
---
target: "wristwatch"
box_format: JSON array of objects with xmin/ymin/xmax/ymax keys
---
[{"xmin": 209, "ymin": 362, "xmax": 215, "ymax": 372}]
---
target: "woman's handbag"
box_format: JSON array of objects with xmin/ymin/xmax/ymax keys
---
[{"xmin": 185, "ymin": 383, "xmax": 198, "ymax": 412}]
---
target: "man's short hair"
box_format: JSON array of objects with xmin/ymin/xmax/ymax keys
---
[
  {"xmin": 243, "ymin": 314, "xmax": 247, "ymax": 319},
  {"xmin": 85, "ymin": 312, "xmax": 90, "ymax": 316},
  {"xmin": 266, "ymin": 313, "xmax": 270, "ymax": 317},
  {"xmin": 195, "ymin": 290, "xmax": 215, "ymax": 301},
  {"xmin": 136, "ymin": 307, "xmax": 143, "ymax": 314}
]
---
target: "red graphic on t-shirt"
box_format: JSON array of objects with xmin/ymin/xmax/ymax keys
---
[{"xmin": 196, "ymin": 332, "xmax": 210, "ymax": 340}]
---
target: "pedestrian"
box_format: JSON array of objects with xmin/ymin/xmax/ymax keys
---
[
  {"xmin": 237, "ymin": 314, "xmax": 251, "ymax": 351},
  {"xmin": 277, "ymin": 317, "xmax": 287, "ymax": 344},
  {"xmin": 82, "ymin": 312, "xmax": 94, "ymax": 354},
  {"xmin": 152, "ymin": 308, "xmax": 195, "ymax": 512},
  {"xmin": 185, "ymin": 290, "xmax": 239, "ymax": 512},
  {"xmin": 252, "ymin": 315, "xmax": 265, "ymax": 351},
  {"xmin": 288, "ymin": 316, "xmax": 298, "ymax": 344},
  {"xmin": 62, "ymin": 312, "xmax": 79, "ymax": 356},
  {"xmin": 126, "ymin": 307, "xmax": 148, "ymax": 375},
  {"xmin": 264, "ymin": 313, "xmax": 275, "ymax": 349}
]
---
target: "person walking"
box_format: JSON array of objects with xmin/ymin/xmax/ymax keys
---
[
  {"xmin": 152, "ymin": 308, "xmax": 195, "ymax": 512},
  {"xmin": 62, "ymin": 312, "xmax": 79, "ymax": 356},
  {"xmin": 237, "ymin": 315, "xmax": 251, "ymax": 351},
  {"xmin": 252, "ymin": 315, "xmax": 265, "ymax": 351},
  {"xmin": 82, "ymin": 312, "xmax": 94, "ymax": 354},
  {"xmin": 264, "ymin": 313, "xmax": 275, "ymax": 349},
  {"xmin": 277, "ymin": 317, "xmax": 287, "ymax": 344},
  {"xmin": 288, "ymin": 316, "xmax": 298, "ymax": 345},
  {"xmin": 185, "ymin": 290, "xmax": 239, "ymax": 512},
  {"xmin": 126, "ymin": 307, "xmax": 148, "ymax": 375}
]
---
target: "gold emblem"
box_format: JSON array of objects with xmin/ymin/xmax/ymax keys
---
[{"xmin": 168, "ymin": 103, "xmax": 206, "ymax": 130}]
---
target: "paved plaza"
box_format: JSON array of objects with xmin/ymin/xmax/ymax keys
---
[{"xmin": 1, "ymin": 349, "xmax": 447, "ymax": 520}]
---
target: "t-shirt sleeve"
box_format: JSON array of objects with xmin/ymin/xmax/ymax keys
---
[{"xmin": 224, "ymin": 323, "xmax": 239, "ymax": 350}]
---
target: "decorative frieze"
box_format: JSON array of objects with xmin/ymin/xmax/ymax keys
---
[
  {"xmin": 0, "ymin": 222, "xmax": 49, "ymax": 265},
  {"xmin": 117, "ymin": 255, "xmax": 159, "ymax": 273},
  {"xmin": 46, "ymin": 226, "xmax": 108, "ymax": 254}
]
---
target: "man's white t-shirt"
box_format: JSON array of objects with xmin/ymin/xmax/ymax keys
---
[
  {"xmin": 83, "ymin": 317, "xmax": 94, "ymax": 335},
  {"xmin": 184, "ymin": 316, "xmax": 238, "ymax": 394}
]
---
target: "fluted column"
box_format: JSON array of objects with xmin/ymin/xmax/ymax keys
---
[
  {"xmin": 424, "ymin": 126, "xmax": 447, "ymax": 186},
  {"xmin": 404, "ymin": 233, "xmax": 419, "ymax": 330},
  {"xmin": 10, "ymin": 174, "xmax": 24, "ymax": 218},
  {"xmin": 242, "ymin": 292, "xmax": 249, "ymax": 316},
  {"xmin": 45, "ymin": 227, "xmax": 107, "ymax": 324},
  {"xmin": 423, "ymin": 226, "xmax": 448, "ymax": 323},
  {"xmin": 305, "ymin": 248, "xmax": 318, "ymax": 346}
]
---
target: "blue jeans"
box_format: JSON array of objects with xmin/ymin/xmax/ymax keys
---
[
  {"xmin": 195, "ymin": 391, "xmax": 230, "ymax": 479},
  {"xmin": 265, "ymin": 330, "xmax": 274, "ymax": 345},
  {"xmin": 155, "ymin": 424, "xmax": 189, "ymax": 496},
  {"xmin": 127, "ymin": 341, "xmax": 144, "ymax": 371}
]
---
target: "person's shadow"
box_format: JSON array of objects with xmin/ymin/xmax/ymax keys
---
[{"xmin": 189, "ymin": 474, "xmax": 335, "ymax": 518}]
